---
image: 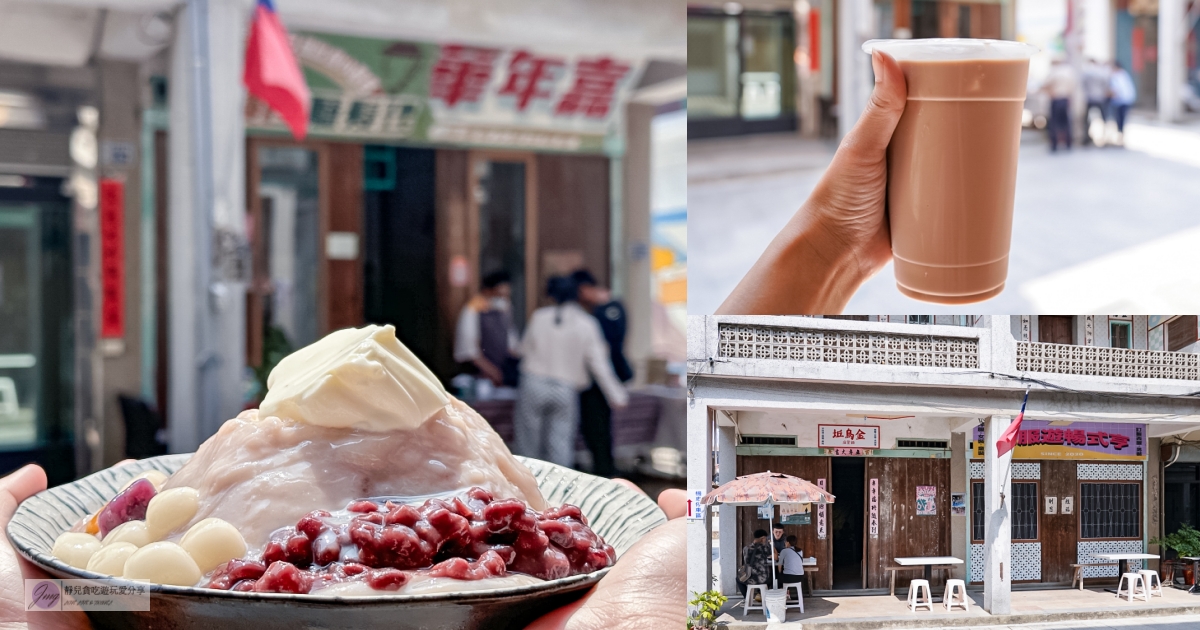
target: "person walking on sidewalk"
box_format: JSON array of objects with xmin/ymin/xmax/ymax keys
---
[
  {"xmin": 571, "ymin": 269, "xmax": 633, "ymax": 478},
  {"xmin": 1109, "ymin": 61, "xmax": 1137, "ymax": 146},
  {"xmin": 1044, "ymin": 57, "xmax": 1077, "ymax": 152},
  {"xmin": 1081, "ymin": 58, "xmax": 1110, "ymax": 146},
  {"xmin": 512, "ymin": 276, "xmax": 628, "ymax": 468}
]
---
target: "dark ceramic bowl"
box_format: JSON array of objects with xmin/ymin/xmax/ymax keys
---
[{"xmin": 8, "ymin": 454, "xmax": 666, "ymax": 629}]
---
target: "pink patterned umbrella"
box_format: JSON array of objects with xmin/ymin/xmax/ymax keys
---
[{"xmin": 700, "ymin": 471, "xmax": 836, "ymax": 506}]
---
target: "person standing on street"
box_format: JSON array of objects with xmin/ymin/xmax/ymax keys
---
[
  {"xmin": 571, "ymin": 269, "xmax": 633, "ymax": 477},
  {"xmin": 512, "ymin": 276, "xmax": 628, "ymax": 468},
  {"xmin": 1109, "ymin": 61, "xmax": 1137, "ymax": 146},
  {"xmin": 1043, "ymin": 57, "xmax": 1077, "ymax": 152},
  {"xmin": 454, "ymin": 270, "xmax": 520, "ymax": 388},
  {"xmin": 1081, "ymin": 58, "xmax": 1110, "ymax": 146}
]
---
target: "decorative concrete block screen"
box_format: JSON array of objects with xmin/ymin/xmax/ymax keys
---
[
  {"xmin": 969, "ymin": 544, "xmax": 984, "ymax": 582},
  {"xmin": 1078, "ymin": 540, "xmax": 1143, "ymax": 577},
  {"xmin": 1077, "ymin": 464, "xmax": 1142, "ymax": 481},
  {"xmin": 1016, "ymin": 341, "xmax": 1200, "ymax": 380},
  {"xmin": 969, "ymin": 462, "xmax": 985, "ymax": 479},
  {"xmin": 716, "ymin": 324, "xmax": 980, "ymax": 368},
  {"xmin": 1012, "ymin": 463, "xmax": 1041, "ymax": 480},
  {"xmin": 1012, "ymin": 542, "xmax": 1042, "ymax": 581}
]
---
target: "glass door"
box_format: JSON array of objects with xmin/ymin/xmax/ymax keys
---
[
  {"xmin": 0, "ymin": 205, "xmax": 40, "ymax": 448},
  {"xmin": 470, "ymin": 153, "xmax": 536, "ymax": 329}
]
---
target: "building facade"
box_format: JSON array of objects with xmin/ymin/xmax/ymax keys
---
[{"xmin": 686, "ymin": 315, "xmax": 1200, "ymax": 611}]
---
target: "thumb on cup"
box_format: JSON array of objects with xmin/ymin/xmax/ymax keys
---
[{"xmin": 839, "ymin": 50, "xmax": 908, "ymax": 161}]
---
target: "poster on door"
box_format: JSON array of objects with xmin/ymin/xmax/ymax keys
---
[
  {"xmin": 817, "ymin": 479, "xmax": 827, "ymax": 540},
  {"xmin": 916, "ymin": 486, "xmax": 937, "ymax": 515},
  {"xmin": 780, "ymin": 502, "xmax": 811, "ymax": 525},
  {"xmin": 869, "ymin": 478, "xmax": 879, "ymax": 539}
]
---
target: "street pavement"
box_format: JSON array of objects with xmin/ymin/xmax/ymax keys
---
[
  {"xmin": 688, "ymin": 111, "xmax": 1200, "ymax": 314},
  {"xmin": 962, "ymin": 613, "xmax": 1200, "ymax": 630}
]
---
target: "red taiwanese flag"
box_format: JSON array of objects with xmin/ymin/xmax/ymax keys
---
[
  {"xmin": 996, "ymin": 389, "xmax": 1030, "ymax": 457},
  {"xmin": 244, "ymin": 0, "xmax": 310, "ymax": 140}
]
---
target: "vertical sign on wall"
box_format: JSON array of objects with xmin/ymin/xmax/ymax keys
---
[
  {"xmin": 99, "ymin": 179, "xmax": 124, "ymax": 338},
  {"xmin": 816, "ymin": 478, "xmax": 827, "ymax": 540},
  {"xmin": 869, "ymin": 478, "xmax": 879, "ymax": 538}
]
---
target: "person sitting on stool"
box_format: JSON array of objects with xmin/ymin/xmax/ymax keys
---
[{"xmin": 778, "ymin": 535, "xmax": 805, "ymax": 598}]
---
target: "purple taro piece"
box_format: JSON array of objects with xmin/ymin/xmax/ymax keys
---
[{"xmin": 97, "ymin": 478, "xmax": 157, "ymax": 537}]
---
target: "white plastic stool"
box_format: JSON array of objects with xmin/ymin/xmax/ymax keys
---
[
  {"xmin": 743, "ymin": 584, "xmax": 766, "ymax": 615},
  {"xmin": 782, "ymin": 582, "xmax": 804, "ymax": 612},
  {"xmin": 907, "ymin": 579, "xmax": 933, "ymax": 611},
  {"xmin": 1137, "ymin": 569, "xmax": 1163, "ymax": 597},
  {"xmin": 943, "ymin": 579, "xmax": 969, "ymax": 611},
  {"xmin": 1116, "ymin": 572, "xmax": 1148, "ymax": 602}
]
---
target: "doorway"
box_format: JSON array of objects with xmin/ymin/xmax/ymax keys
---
[{"xmin": 830, "ymin": 457, "xmax": 865, "ymax": 589}]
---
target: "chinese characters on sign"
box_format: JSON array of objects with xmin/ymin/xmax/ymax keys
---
[
  {"xmin": 869, "ymin": 478, "xmax": 879, "ymax": 538},
  {"xmin": 247, "ymin": 34, "xmax": 638, "ymax": 153},
  {"xmin": 1061, "ymin": 496, "xmax": 1074, "ymax": 514},
  {"xmin": 971, "ymin": 421, "xmax": 1146, "ymax": 460},
  {"xmin": 916, "ymin": 486, "xmax": 937, "ymax": 516},
  {"xmin": 1045, "ymin": 496, "xmax": 1057, "ymax": 514},
  {"xmin": 818, "ymin": 425, "xmax": 880, "ymax": 449},
  {"xmin": 817, "ymin": 478, "xmax": 827, "ymax": 540},
  {"xmin": 687, "ymin": 489, "xmax": 704, "ymax": 521},
  {"xmin": 99, "ymin": 179, "xmax": 124, "ymax": 338},
  {"xmin": 824, "ymin": 448, "xmax": 873, "ymax": 456}
]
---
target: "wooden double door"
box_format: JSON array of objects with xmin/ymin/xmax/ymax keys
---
[{"xmin": 736, "ymin": 455, "xmax": 951, "ymax": 591}]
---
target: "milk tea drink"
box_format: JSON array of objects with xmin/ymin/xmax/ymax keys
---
[{"xmin": 863, "ymin": 39, "xmax": 1035, "ymax": 304}]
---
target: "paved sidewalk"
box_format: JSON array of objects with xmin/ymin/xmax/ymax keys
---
[{"xmin": 716, "ymin": 585, "xmax": 1200, "ymax": 629}]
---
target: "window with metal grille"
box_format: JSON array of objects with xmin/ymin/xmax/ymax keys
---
[
  {"xmin": 908, "ymin": 315, "xmax": 932, "ymax": 325},
  {"xmin": 1012, "ymin": 482, "xmax": 1038, "ymax": 540},
  {"xmin": 896, "ymin": 439, "xmax": 948, "ymax": 449},
  {"xmin": 971, "ymin": 482, "xmax": 985, "ymax": 541},
  {"xmin": 972, "ymin": 481, "xmax": 1039, "ymax": 541},
  {"xmin": 739, "ymin": 435, "xmax": 797, "ymax": 446},
  {"xmin": 1080, "ymin": 483, "xmax": 1140, "ymax": 539}
]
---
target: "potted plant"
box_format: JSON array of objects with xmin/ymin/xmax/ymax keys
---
[
  {"xmin": 1152, "ymin": 523, "xmax": 1200, "ymax": 585},
  {"xmin": 687, "ymin": 590, "xmax": 728, "ymax": 629}
]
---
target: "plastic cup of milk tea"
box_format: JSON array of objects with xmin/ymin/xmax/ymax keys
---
[{"xmin": 862, "ymin": 38, "xmax": 1037, "ymax": 304}]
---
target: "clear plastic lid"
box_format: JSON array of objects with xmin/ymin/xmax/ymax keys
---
[{"xmin": 862, "ymin": 38, "xmax": 1037, "ymax": 61}]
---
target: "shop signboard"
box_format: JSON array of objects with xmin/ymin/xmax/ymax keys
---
[
  {"xmin": 818, "ymin": 425, "xmax": 880, "ymax": 449},
  {"xmin": 817, "ymin": 479, "xmax": 827, "ymax": 539},
  {"xmin": 246, "ymin": 33, "xmax": 640, "ymax": 154},
  {"xmin": 779, "ymin": 502, "xmax": 810, "ymax": 525},
  {"xmin": 868, "ymin": 478, "xmax": 879, "ymax": 538},
  {"xmin": 971, "ymin": 420, "xmax": 1146, "ymax": 460}
]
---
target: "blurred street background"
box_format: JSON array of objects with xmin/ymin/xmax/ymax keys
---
[
  {"xmin": 689, "ymin": 0, "xmax": 1200, "ymax": 314},
  {"xmin": 0, "ymin": 0, "xmax": 686, "ymax": 496}
]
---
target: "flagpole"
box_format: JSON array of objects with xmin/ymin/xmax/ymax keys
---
[{"xmin": 1000, "ymin": 387, "xmax": 1031, "ymax": 506}]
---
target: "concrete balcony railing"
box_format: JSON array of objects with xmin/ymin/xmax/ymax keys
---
[
  {"xmin": 716, "ymin": 322, "xmax": 981, "ymax": 369},
  {"xmin": 1015, "ymin": 341, "xmax": 1200, "ymax": 381}
]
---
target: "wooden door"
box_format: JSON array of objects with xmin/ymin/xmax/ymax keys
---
[
  {"xmin": 1039, "ymin": 316, "xmax": 1073, "ymax": 345},
  {"xmin": 1041, "ymin": 460, "xmax": 1079, "ymax": 583},
  {"xmin": 864, "ymin": 458, "xmax": 952, "ymax": 589},
  {"xmin": 736, "ymin": 455, "xmax": 833, "ymax": 590}
]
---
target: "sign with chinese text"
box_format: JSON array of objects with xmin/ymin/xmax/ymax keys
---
[
  {"xmin": 972, "ymin": 421, "xmax": 1146, "ymax": 460},
  {"xmin": 916, "ymin": 486, "xmax": 937, "ymax": 515},
  {"xmin": 824, "ymin": 448, "xmax": 874, "ymax": 457},
  {"xmin": 780, "ymin": 503, "xmax": 811, "ymax": 525},
  {"xmin": 869, "ymin": 478, "xmax": 879, "ymax": 538},
  {"xmin": 99, "ymin": 179, "xmax": 124, "ymax": 338},
  {"xmin": 1045, "ymin": 496, "xmax": 1057, "ymax": 514},
  {"xmin": 817, "ymin": 479, "xmax": 827, "ymax": 540},
  {"xmin": 245, "ymin": 33, "xmax": 640, "ymax": 154},
  {"xmin": 1061, "ymin": 496, "xmax": 1074, "ymax": 514},
  {"xmin": 818, "ymin": 425, "xmax": 880, "ymax": 449},
  {"xmin": 687, "ymin": 489, "xmax": 704, "ymax": 521},
  {"xmin": 758, "ymin": 497, "xmax": 774, "ymax": 520}
]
